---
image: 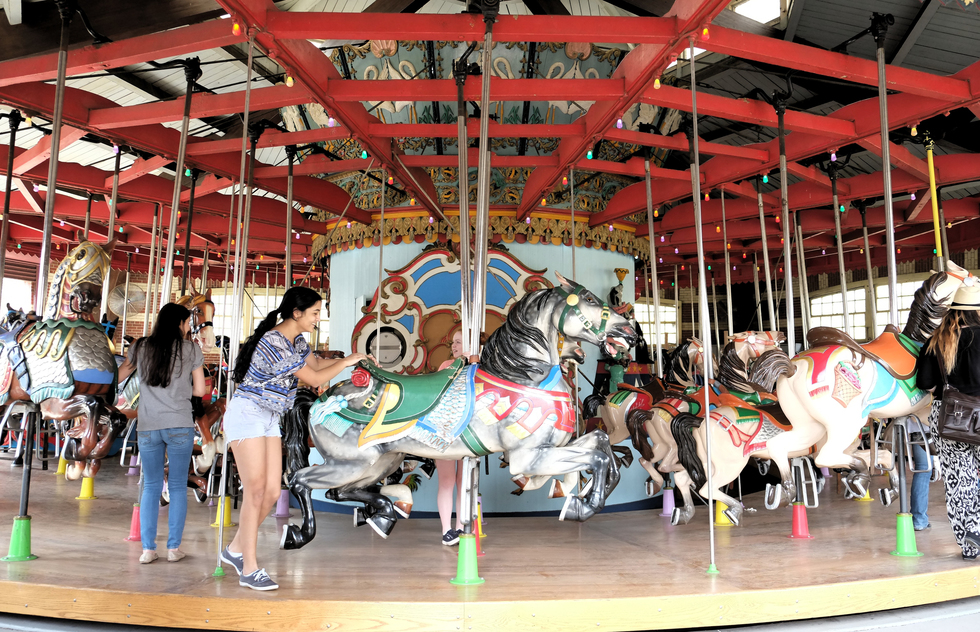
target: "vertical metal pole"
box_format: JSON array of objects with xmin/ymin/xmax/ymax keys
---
[
  {"xmin": 674, "ymin": 264, "xmax": 680, "ymax": 344},
  {"xmin": 570, "ymin": 169, "xmax": 576, "ymax": 280},
  {"xmin": 794, "ymin": 213, "xmax": 811, "ymax": 346},
  {"xmin": 160, "ymin": 61, "xmax": 200, "ymax": 307},
  {"xmin": 150, "ymin": 212, "xmax": 164, "ymax": 315},
  {"xmin": 753, "ymin": 253, "xmax": 763, "ymax": 330},
  {"xmin": 757, "ymin": 179, "xmax": 777, "ymax": 332},
  {"xmin": 285, "ymin": 146, "xmax": 295, "ymax": 287},
  {"xmin": 938, "ymin": 196, "xmax": 950, "ymax": 262},
  {"xmin": 121, "ymin": 253, "xmax": 131, "ymax": 348},
  {"xmin": 180, "ymin": 170, "xmax": 198, "ymax": 295},
  {"xmin": 688, "ymin": 40, "xmax": 718, "ymax": 574},
  {"xmin": 0, "ymin": 109, "xmax": 19, "ymax": 296},
  {"xmin": 83, "ymin": 193, "xmax": 92, "ymax": 241},
  {"xmin": 470, "ymin": 16, "xmax": 495, "ymax": 357},
  {"xmin": 872, "ymin": 14, "xmax": 899, "ymax": 326},
  {"xmin": 34, "ymin": 4, "xmax": 73, "ymax": 315},
  {"xmin": 721, "ymin": 189, "xmax": 734, "ymax": 338},
  {"xmin": 16, "ymin": 410, "xmax": 36, "ymax": 516},
  {"xmin": 142, "ymin": 204, "xmax": 159, "ymax": 335},
  {"xmin": 711, "ymin": 273, "xmax": 721, "ymax": 355},
  {"xmin": 108, "ymin": 151, "xmax": 120, "ymax": 238},
  {"xmin": 861, "ymin": 207, "xmax": 878, "ymax": 338},
  {"xmin": 455, "ymin": 66, "xmax": 473, "ymax": 354},
  {"xmin": 831, "ymin": 173, "xmax": 851, "ymax": 336},
  {"xmin": 925, "ymin": 138, "xmax": 943, "ymax": 267},
  {"xmin": 201, "ymin": 243, "xmax": 209, "ymax": 291},
  {"xmin": 644, "ymin": 159, "xmax": 663, "ymax": 377},
  {"xmin": 690, "ymin": 266, "xmax": 697, "ymax": 340},
  {"xmin": 776, "ymin": 101, "xmax": 795, "ymax": 355},
  {"xmin": 375, "ymin": 170, "xmax": 385, "ymax": 360}
]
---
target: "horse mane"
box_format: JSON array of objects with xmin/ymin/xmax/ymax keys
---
[
  {"xmin": 903, "ymin": 271, "xmax": 951, "ymax": 344},
  {"xmin": 717, "ymin": 342, "xmax": 755, "ymax": 393},
  {"xmin": 747, "ymin": 348, "xmax": 795, "ymax": 392},
  {"xmin": 43, "ymin": 254, "xmax": 70, "ymax": 320},
  {"xmin": 582, "ymin": 393, "xmax": 605, "ymax": 420},
  {"xmin": 480, "ymin": 288, "xmax": 555, "ymax": 385},
  {"xmin": 282, "ymin": 388, "xmax": 318, "ymax": 477},
  {"xmin": 626, "ymin": 408, "xmax": 656, "ymax": 464},
  {"xmin": 665, "ymin": 340, "xmax": 692, "ymax": 384},
  {"xmin": 670, "ymin": 412, "xmax": 706, "ymax": 490}
]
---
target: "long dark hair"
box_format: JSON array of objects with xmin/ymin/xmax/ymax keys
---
[
  {"xmin": 135, "ymin": 302, "xmax": 190, "ymax": 388},
  {"xmin": 233, "ymin": 286, "xmax": 322, "ymax": 383}
]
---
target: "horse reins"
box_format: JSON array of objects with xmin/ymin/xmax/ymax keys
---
[{"xmin": 556, "ymin": 286, "xmax": 611, "ymax": 341}]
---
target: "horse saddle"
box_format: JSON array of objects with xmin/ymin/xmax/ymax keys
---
[
  {"xmin": 334, "ymin": 359, "xmax": 468, "ymax": 448},
  {"xmin": 807, "ymin": 325, "xmax": 919, "ymax": 381}
]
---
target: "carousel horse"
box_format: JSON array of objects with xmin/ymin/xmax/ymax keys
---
[
  {"xmin": 752, "ymin": 261, "xmax": 970, "ymax": 502},
  {"xmin": 627, "ymin": 332, "xmax": 785, "ymax": 523},
  {"xmin": 0, "ymin": 240, "xmax": 126, "ymax": 480},
  {"xmin": 281, "ymin": 273, "xmax": 637, "ymax": 546}
]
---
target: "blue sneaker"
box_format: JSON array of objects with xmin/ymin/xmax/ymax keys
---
[
  {"xmin": 221, "ymin": 546, "xmax": 244, "ymax": 576},
  {"xmin": 240, "ymin": 568, "xmax": 278, "ymax": 591}
]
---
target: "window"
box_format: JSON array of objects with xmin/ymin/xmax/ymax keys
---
[
  {"xmin": 633, "ymin": 299, "xmax": 679, "ymax": 347},
  {"xmin": 0, "ymin": 279, "xmax": 33, "ymax": 312},
  {"xmin": 209, "ymin": 286, "xmax": 329, "ymax": 349},
  {"xmin": 810, "ymin": 288, "xmax": 867, "ymax": 341},
  {"xmin": 874, "ymin": 280, "xmax": 923, "ymax": 338}
]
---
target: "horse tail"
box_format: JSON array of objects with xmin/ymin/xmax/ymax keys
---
[
  {"xmin": 582, "ymin": 393, "xmax": 605, "ymax": 420},
  {"xmin": 626, "ymin": 408, "xmax": 656, "ymax": 463},
  {"xmin": 670, "ymin": 412, "xmax": 707, "ymax": 491},
  {"xmin": 748, "ymin": 348, "xmax": 795, "ymax": 392},
  {"xmin": 282, "ymin": 388, "xmax": 317, "ymax": 478}
]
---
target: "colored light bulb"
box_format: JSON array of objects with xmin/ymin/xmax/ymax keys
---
[
  {"xmin": 59, "ymin": 220, "xmax": 64, "ymax": 227},
  {"xmin": 135, "ymin": 247, "xmax": 140, "ymax": 253},
  {"xmin": 822, "ymin": 249, "xmax": 826, "ymax": 255},
  {"xmin": 715, "ymin": 225, "xmax": 720, "ymax": 233},
  {"xmin": 830, "ymin": 152, "xmax": 836, "ymax": 162},
  {"xmin": 113, "ymin": 144, "xmax": 119, "ymax": 155},
  {"xmin": 707, "ymin": 265, "xmax": 712, "ymax": 271},
  {"xmin": 674, "ymin": 248, "xmax": 679, "ymax": 254},
  {"xmin": 609, "ymin": 225, "xmax": 614, "ymax": 232},
  {"xmin": 702, "ymin": 27, "xmax": 710, "ymax": 40},
  {"xmin": 840, "ymin": 205, "xmax": 845, "ymax": 213},
  {"xmin": 911, "ymin": 125, "xmax": 917, "ymax": 137},
  {"xmin": 119, "ymin": 226, "xmax": 124, "ymax": 233},
  {"xmin": 295, "ymin": 233, "xmax": 300, "ymax": 239},
  {"xmin": 910, "ymin": 192, "xmax": 916, "ymax": 200},
  {"xmin": 32, "ymin": 183, "xmax": 40, "ymax": 192},
  {"xmin": 541, "ymin": 198, "xmax": 546, "ymax": 206},
  {"xmin": 429, "ymin": 216, "xmax": 433, "ymax": 224},
  {"xmin": 562, "ymin": 176, "xmax": 568, "ymax": 186},
  {"xmin": 742, "ymin": 253, "xmax": 746, "ymax": 259},
  {"xmin": 654, "ymin": 208, "xmax": 659, "ymax": 217},
  {"xmin": 361, "ymin": 150, "xmax": 368, "ymax": 159},
  {"xmin": 762, "ymin": 174, "xmax": 768, "ymax": 184},
  {"xmin": 327, "ymin": 117, "xmax": 336, "ymax": 128},
  {"xmin": 410, "ymin": 198, "xmax": 415, "ymax": 205},
  {"xmin": 526, "ymin": 217, "xmax": 531, "ymax": 224},
  {"xmin": 285, "ymin": 75, "xmax": 294, "ymax": 88},
  {"xmin": 586, "ymin": 149, "xmax": 593, "ymax": 160},
  {"xmin": 388, "ymin": 176, "xmax": 393, "ymax": 185},
  {"xmin": 232, "ymin": 22, "xmax": 241, "ymax": 36},
  {"xmin": 660, "ymin": 235, "xmax": 665, "ymax": 242},
  {"xmin": 616, "ymin": 118, "xmax": 623, "ymax": 129},
  {"xmin": 705, "ymin": 193, "xmax": 710, "ymax": 201},
  {"xmin": 654, "ymin": 77, "xmax": 661, "ymax": 90},
  {"xmin": 659, "ymin": 257, "xmax": 663, "ymax": 263}
]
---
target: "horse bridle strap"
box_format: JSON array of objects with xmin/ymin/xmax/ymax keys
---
[{"xmin": 556, "ymin": 287, "xmax": 610, "ymax": 340}]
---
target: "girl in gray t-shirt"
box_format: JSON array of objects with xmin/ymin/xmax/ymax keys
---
[{"xmin": 120, "ymin": 302, "xmax": 206, "ymax": 564}]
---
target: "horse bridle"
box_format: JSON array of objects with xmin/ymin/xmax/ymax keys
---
[
  {"xmin": 556, "ymin": 286, "xmax": 611, "ymax": 341},
  {"xmin": 189, "ymin": 301, "xmax": 214, "ymax": 335}
]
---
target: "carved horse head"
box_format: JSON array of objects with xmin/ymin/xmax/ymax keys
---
[
  {"xmin": 176, "ymin": 286, "xmax": 216, "ymax": 353},
  {"xmin": 727, "ymin": 331, "xmax": 785, "ymax": 362},
  {"xmin": 43, "ymin": 240, "xmax": 115, "ymax": 322}
]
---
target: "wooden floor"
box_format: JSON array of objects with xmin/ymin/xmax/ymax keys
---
[{"xmin": 1, "ymin": 461, "xmax": 979, "ymax": 632}]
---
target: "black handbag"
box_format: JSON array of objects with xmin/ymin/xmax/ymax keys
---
[{"xmin": 936, "ymin": 354, "xmax": 980, "ymax": 446}]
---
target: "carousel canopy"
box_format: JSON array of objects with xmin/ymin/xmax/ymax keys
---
[{"xmin": 1, "ymin": 0, "xmax": 979, "ymax": 286}]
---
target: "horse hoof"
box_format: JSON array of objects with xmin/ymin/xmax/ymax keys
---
[
  {"xmin": 280, "ymin": 524, "xmax": 307, "ymax": 550},
  {"xmin": 724, "ymin": 508, "xmax": 742, "ymax": 527},
  {"xmin": 670, "ymin": 507, "xmax": 683, "ymax": 526},
  {"xmin": 559, "ymin": 495, "xmax": 592, "ymax": 522},
  {"xmin": 366, "ymin": 515, "xmax": 395, "ymax": 538},
  {"xmin": 393, "ymin": 501, "xmax": 411, "ymax": 519},
  {"xmin": 764, "ymin": 484, "xmax": 781, "ymax": 510},
  {"xmin": 644, "ymin": 479, "xmax": 661, "ymax": 498},
  {"xmin": 879, "ymin": 488, "xmax": 897, "ymax": 507},
  {"xmin": 193, "ymin": 488, "xmax": 207, "ymax": 504},
  {"xmin": 353, "ymin": 507, "xmax": 367, "ymax": 528},
  {"xmin": 65, "ymin": 462, "xmax": 83, "ymax": 481}
]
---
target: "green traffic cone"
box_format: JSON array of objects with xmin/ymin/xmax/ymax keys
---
[
  {"xmin": 891, "ymin": 513, "xmax": 923, "ymax": 557},
  {"xmin": 449, "ymin": 533, "xmax": 484, "ymax": 585},
  {"xmin": 2, "ymin": 516, "xmax": 38, "ymax": 562}
]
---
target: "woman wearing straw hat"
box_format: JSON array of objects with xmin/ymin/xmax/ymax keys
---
[{"xmin": 916, "ymin": 279, "xmax": 980, "ymax": 560}]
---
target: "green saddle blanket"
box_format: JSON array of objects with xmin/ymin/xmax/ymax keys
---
[{"xmin": 337, "ymin": 359, "xmax": 466, "ymax": 426}]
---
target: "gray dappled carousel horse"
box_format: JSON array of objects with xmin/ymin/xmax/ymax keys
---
[
  {"xmin": 281, "ymin": 273, "xmax": 637, "ymax": 547},
  {"xmin": 0, "ymin": 240, "xmax": 125, "ymax": 480}
]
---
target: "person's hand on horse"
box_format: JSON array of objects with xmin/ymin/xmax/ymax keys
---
[{"xmin": 344, "ymin": 352, "xmax": 377, "ymax": 367}]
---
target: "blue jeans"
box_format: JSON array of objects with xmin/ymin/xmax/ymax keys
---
[
  {"xmin": 910, "ymin": 438, "xmax": 932, "ymax": 530},
  {"xmin": 139, "ymin": 428, "xmax": 195, "ymax": 550}
]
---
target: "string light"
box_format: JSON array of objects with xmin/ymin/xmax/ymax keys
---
[
  {"xmin": 59, "ymin": 220, "xmax": 64, "ymax": 227},
  {"xmin": 232, "ymin": 21, "xmax": 241, "ymax": 36},
  {"xmin": 185, "ymin": 168, "xmax": 192, "ymax": 177},
  {"xmin": 285, "ymin": 75, "xmax": 294, "ymax": 88},
  {"xmin": 562, "ymin": 176, "xmax": 568, "ymax": 186},
  {"xmin": 654, "ymin": 208, "xmax": 659, "ymax": 218},
  {"xmin": 526, "ymin": 217, "xmax": 531, "ymax": 224},
  {"xmin": 410, "ymin": 197, "xmax": 415, "ymax": 205},
  {"xmin": 361, "ymin": 150, "xmax": 368, "ymax": 159},
  {"xmin": 840, "ymin": 205, "xmax": 846, "ymax": 213},
  {"xmin": 429, "ymin": 216, "xmax": 434, "ymax": 224},
  {"xmin": 32, "ymin": 183, "xmax": 40, "ymax": 192},
  {"xmin": 112, "ymin": 144, "xmax": 119, "ymax": 155},
  {"xmin": 910, "ymin": 192, "xmax": 916, "ymax": 201},
  {"xmin": 674, "ymin": 248, "xmax": 679, "ymax": 254},
  {"xmin": 327, "ymin": 116, "xmax": 336, "ymax": 128},
  {"xmin": 742, "ymin": 252, "xmax": 746, "ymax": 259},
  {"xmin": 660, "ymin": 235, "xmax": 665, "ymax": 243},
  {"xmin": 705, "ymin": 192, "xmax": 710, "ymax": 201},
  {"xmin": 822, "ymin": 249, "xmax": 826, "ymax": 255},
  {"xmin": 911, "ymin": 125, "xmax": 917, "ymax": 137},
  {"xmin": 541, "ymin": 198, "xmax": 547, "ymax": 206},
  {"xmin": 830, "ymin": 151, "xmax": 837, "ymax": 162},
  {"xmin": 715, "ymin": 225, "xmax": 720, "ymax": 233},
  {"xmin": 654, "ymin": 77, "xmax": 661, "ymax": 90},
  {"xmin": 608, "ymin": 224, "xmax": 614, "ymax": 232},
  {"xmin": 586, "ymin": 148, "xmax": 593, "ymax": 160},
  {"xmin": 762, "ymin": 174, "xmax": 768, "ymax": 184},
  {"xmin": 616, "ymin": 118, "xmax": 623, "ymax": 129},
  {"xmin": 135, "ymin": 248, "xmax": 140, "ymax": 253},
  {"xmin": 388, "ymin": 176, "xmax": 394, "ymax": 185}
]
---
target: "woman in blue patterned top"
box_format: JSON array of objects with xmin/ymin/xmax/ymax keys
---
[{"xmin": 220, "ymin": 286, "xmax": 370, "ymax": 591}]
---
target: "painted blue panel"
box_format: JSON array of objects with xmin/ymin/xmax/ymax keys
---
[
  {"xmin": 415, "ymin": 270, "xmax": 463, "ymax": 308},
  {"xmin": 488, "ymin": 258, "xmax": 520, "ymax": 282},
  {"xmin": 486, "ymin": 269, "xmax": 517, "ymax": 303},
  {"xmin": 409, "ymin": 258, "xmax": 443, "ymax": 284},
  {"xmin": 396, "ymin": 314, "xmax": 414, "ymax": 331}
]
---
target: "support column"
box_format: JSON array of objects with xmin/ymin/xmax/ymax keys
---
[
  {"xmin": 0, "ymin": 109, "xmax": 20, "ymax": 296},
  {"xmin": 872, "ymin": 13, "xmax": 899, "ymax": 327}
]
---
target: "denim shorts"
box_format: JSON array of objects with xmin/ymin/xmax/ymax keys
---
[{"xmin": 224, "ymin": 396, "xmax": 281, "ymax": 442}]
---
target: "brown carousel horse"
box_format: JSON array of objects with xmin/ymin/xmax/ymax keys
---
[{"xmin": 0, "ymin": 240, "xmax": 126, "ymax": 480}]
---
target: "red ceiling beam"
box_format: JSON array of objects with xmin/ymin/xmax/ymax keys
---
[
  {"xmin": 253, "ymin": 156, "xmax": 371, "ymax": 178},
  {"xmin": 115, "ymin": 156, "xmax": 170, "ymax": 186},
  {"xmin": 856, "ymin": 136, "xmax": 932, "ymax": 182},
  {"xmin": 370, "ymin": 122, "xmax": 583, "ymax": 140},
  {"xmin": 0, "ymin": 21, "xmax": 245, "ymax": 89},
  {"xmin": 186, "ymin": 126, "xmax": 350, "ymax": 156},
  {"xmin": 703, "ymin": 25, "xmax": 973, "ymax": 103},
  {"xmin": 12, "ymin": 126, "xmax": 87, "ymax": 175},
  {"xmin": 903, "ymin": 189, "xmax": 932, "ymax": 222},
  {"xmin": 640, "ymin": 84, "xmax": 855, "ymax": 138},
  {"xmin": 264, "ymin": 11, "xmax": 678, "ymax": 44},
  {"xmin": 516, "ymin": 0, "xmax": 733, "ymax": 219},
  {"xmin": 603, "ymin": 127, "xmax": 770, "ymax": 162},
  {"xmin": 12, "ymin": 178, "xmax": 45, "ymax": 214},
  {"xmin": 181, "ymin": 174, "xmax": 232, "ymax": 201}
]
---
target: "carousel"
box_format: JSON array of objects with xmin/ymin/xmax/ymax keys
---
[{"xmin": 2, "ymin": 0, "xmax": 980, "ymax": 630}]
